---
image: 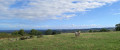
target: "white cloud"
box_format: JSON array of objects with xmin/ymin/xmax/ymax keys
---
[
  {"xmin": 0, "ymin": 0, "xmax": 118, "ymax": 20},
  {"xmin": 113, "ymin": 13, "xmax": 120, "ymax": 15}
]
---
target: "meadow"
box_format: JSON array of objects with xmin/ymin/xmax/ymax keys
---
[{"xmin": 0, "ymin": 31, "xmax": 120, "ymax": 50}]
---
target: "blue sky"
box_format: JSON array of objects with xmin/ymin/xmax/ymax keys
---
[{"xmin": 0, "ymin": 0, "xmax": 120, "ymax": 30}]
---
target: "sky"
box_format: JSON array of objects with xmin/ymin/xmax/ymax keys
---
[{"xmin": 0, "ymin": 0, "xmax": 120, "ymax": 30}]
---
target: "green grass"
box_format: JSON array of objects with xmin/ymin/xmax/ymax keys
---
[{"xmin": 0, "ymin": 31, "xmax": 120, "ymax": 50}]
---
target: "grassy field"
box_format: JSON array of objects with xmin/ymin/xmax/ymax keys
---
[{"xmin": 0, "ymin": 32, "xmax": 120, "ymax": 50}]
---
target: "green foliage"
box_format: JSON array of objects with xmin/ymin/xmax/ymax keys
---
[
  {"xmin": 89, "ymin": 30, "xmax": 93, "ymax": 32},
  {"xmin": 11, "ymin": 31, "xmax": 19, "ymax": 35},
  {"xmin": 29, "ymin": 29, "xmax": 42, "ymax": 36},
  {"xmin": 29, "ymin": 29, "xmax": 37, "ymax": 35},
  {"xmin": 18, "ymin": 29, "xmax": 25, "ymax": 36},
  {"xmin": 1, "ymin": 32, "xmax": 120, "ymax": 50},
  {"xmin": 36, "ymin": 31, "xmax": 43, "ymax": 37},
  {"xmin": 36, "ymin": 31, "xmax": 42, "ymax": 35},
  {"xmin": 115, "ymin": 23, "xmax": 120, "ymax": 31},
  {"xmin": 45, "ymin": 29, "xmax": 53, "ymax": 35},
  {"xmin": 0, "ymin": 33, "xmax": 11, "ymax": 38},
  {"xmin": 52, "ymin": 31, "xmax": 61, "ymax": 35},
  {"xmin": 93, "ymin": 30, "xmax": 99, "ymax": 32},
  {"xmin": 99, "ymin": 28, "xmax": 110, "ymax": 32},
  {"xmin": 0, "ymin": 33, "xmax": 20, "ymax": 38},
  {"xmin": 52, "ymin": 31, "xmax": 56, "ymax": 35}
]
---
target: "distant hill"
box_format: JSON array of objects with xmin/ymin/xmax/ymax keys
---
[{"xmin": 55, "ymin": 27, "xmax": 115, "ymax": 33}]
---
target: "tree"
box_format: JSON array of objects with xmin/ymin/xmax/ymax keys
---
[
  {"xmin": 52, "ymin": 31, "xmax": 61, "ymax": 35},
  {"xmin": 93, "ymin": 30, "xmax": 99, "ymax": 32},
  {"xmin": 29, "ymin": 29, "xmax": 37, "ymax": 35},
  {"xmin": 89, "ymin": 30, "xmax": 93, "ymax": 32},
  {"xmin": 37, "ymin": 31, "xmax": 43, "ymax": 38},
  {"xmin": 99, "ymin": 28, "xmax": 109, "ymax": 32},
  {"xmin": 115, "ymin": 23, "xmax": 120, "ymax": 31},
  {"xmin": 11, "ymin": 31, "xmax": 19, "ymax": 35},
  {"xmin": 56, "ymin": 31, "xmax": 61, "ymax": 34},
  {"xmin": 52, "ymin": 31, "xmax": 57, "ymax": 35},
  {"xmin": 36, "ymin": 31, "xmax": 42, "ymax": 35},
  {"xmin": 29, "ymin": 29, "xmax": 42, "ymax": 36},
  {"xmin": 18, "ymin": 29, "xmax": 25, "ymax": 36},
  {"xmin": 45, "ymin": 29, "xmax": 52, "ymax": 35}
]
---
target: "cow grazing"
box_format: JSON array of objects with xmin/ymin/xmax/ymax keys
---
[{"xmin": 75, "ymin": 31, "xmax": 81, "ymax": 37}]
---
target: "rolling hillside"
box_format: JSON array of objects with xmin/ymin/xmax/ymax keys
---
[{"xmin": 0, "ymin": 31, "xmax": 120, "ymax": 50}]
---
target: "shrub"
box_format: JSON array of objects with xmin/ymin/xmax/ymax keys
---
[
  {"xmin": 45, "ymin": 29, "xmax": 53, "ymax": 35},
  {"xmin": 93, "ymin": 30, "xmax": 99, "ymax": 32},
  {"xmin": 0, "ymin": 33, "xmax": 19, "ymax": 39},
  {"xmin": 89, "ymin": 30, "xmax": 93, "ymax": 32},
  {"xmin": 115, "ymin": 23, "xmax": 120, "ymax": 31},
  {"xmin": 99, "ymin": 29, "xmax": 110, "ymax": 32},
  {"xmin": 29, "ymin": 29, "xmax": 43, "ymax": 36},
  {"xmin": 18, "ymin": 29, "xmax": 25, "ymax": 36},
  {"xmin": 29, "ymin": 29, "xmax": 37, "ymax": 35},
  {"xmin": 52, "ymin": 31, "xmax": 61, "ymax": 35},
  {"xmin": 52, "ymin": 31, "xmax": 57, "ymax": 35},
  {"xmin": 12, "ymin": 31, "xmax": 19, "ymax": 35}
]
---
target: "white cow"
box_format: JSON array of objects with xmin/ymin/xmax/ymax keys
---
[{"xmin": 75, "ymin": 31, "xmax": 81, "ymax": 37}]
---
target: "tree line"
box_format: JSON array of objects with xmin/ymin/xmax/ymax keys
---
[
  {"xmin": 12, "ymin": 29, "xmax": 61, "ymax": 36},
  {"xmin": 89, "ymin": 28, "xmax": 110, "ymax": 32},
  {"xmin": 88, "ymin": 23, "xmax": 120, "ymax": 33}
]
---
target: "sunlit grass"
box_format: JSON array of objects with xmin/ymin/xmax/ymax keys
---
[{"xmin": 0, "ymin": 31, "xmax": 120, "ymax": 50}]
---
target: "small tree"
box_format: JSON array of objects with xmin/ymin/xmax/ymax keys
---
[
  {"xmin": 29, "ymin": 29, "xmax": 43, "ymax": 38},
  {"xmin": 36, "ymin": 31, "xmax": 42, "ymax": 35},
  {"xmin": 56, "ymin": 31, "xmax": 61, "ymax": 34},
  {"xmin": 89, "ymin": 30, "xmax": 93, "ymax": 32},
  {"xmin": 99, "ymin": 28, "xmax": 110, "ymax": 32},
  {"xmin": 52, "ymin": 31, "xmax": 57, "ymax": 35},
  {"xmin": 18, "ymin": 29, "xmax": 25, "ymax": 36},
  {"xmin": 115, "ymin": 23, "xmax": 120, "ymax": 31},
  {"xmin": 52, "ymin": 31, "xmax": 61, "ymax": 35},
  {"xmin": 29, "ymin": 29, "xmax": 42, "ymax": 35},
  {"xmin": 29, "ymin": 29, "xmax": 37, "ymax": 35},
  {"xmin": 12, "ymin": 31, "xmax": 19, "ymax": 35},
  {"xmin": 37, "ymin": 31, "xmax": 43, "ymax": 38},
  {"xmin": 45, "ymin": 29, "xmax": 52, "ymax": 35},
  {"xmin": 93, "ymin": 30, "xmax": 98, "ymax": 32}
]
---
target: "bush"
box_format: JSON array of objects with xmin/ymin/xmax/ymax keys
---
[
  {"xmin": 89, "ymin": 30, "xmax": 93, "ymax": 32},
  {"xmin": 115, "ymin": 23, "xmax": 120, "ymax": 31},
  {"xmin": 12, "ymin": 31, "xmax": 19, "ymax": 35},
  {"xmin": 52, "ymin": 31, "xmax": 56, "ymax": 35},
  {"xmin": 29, "ymin": 29, "xmax": 37, "ymax": 35},
  {"xmin": 36, "ymin": 31, "xmax": 42, "ymax": 35},
  {"xmin": 29, "ymin": 29, "xmax": 42, "ymax": 36},
  {"xmin": 45, "ymin": 29, "xmax": 53, "ymax": 35},
  {"xmin": 52, "ymin": 31, "xmax": 61, "ymax": 35},
  {"xmin": 18, "ymin": 29, "xmax": 25, "ymax": 36},
  {"xmin": 0, "ymin": 33, "xmax": 20, "ymax": 39},
  {"xmin": 99, "ymin": 29, "xmax": 110, "ymax": 32},
  {"xmin": 93, "ymin": 30, "xmax": 99, "ymax": 32}
]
